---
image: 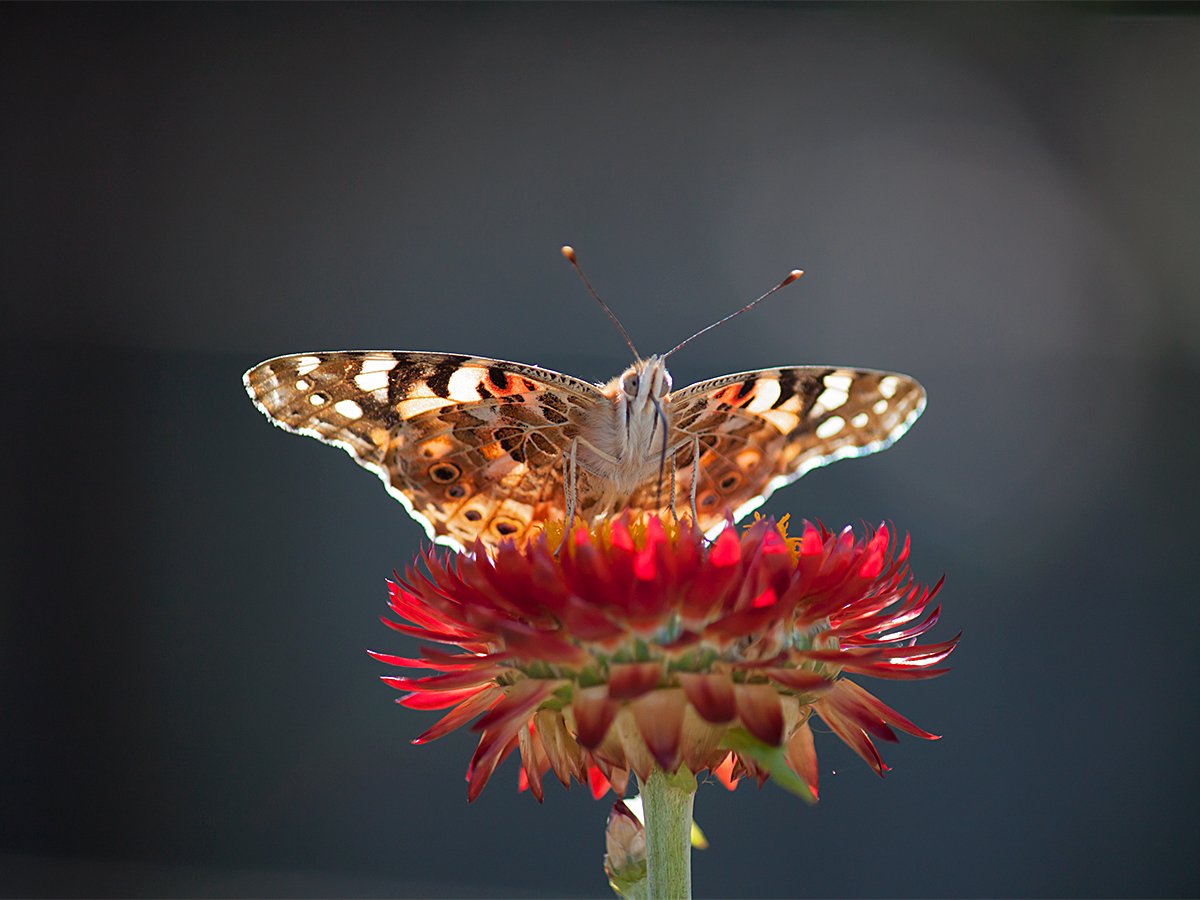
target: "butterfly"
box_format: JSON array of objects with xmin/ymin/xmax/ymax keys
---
[{"xmin": 243, "ymin": 255, "xmax": 925, "ymax": 552}]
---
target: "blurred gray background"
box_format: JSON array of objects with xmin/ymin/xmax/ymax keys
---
[{"xmin": 3, "ymin": 3, "xmax": 1198, "ymax": 897}]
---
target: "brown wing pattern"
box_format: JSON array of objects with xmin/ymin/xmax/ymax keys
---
[
  {"xmin": 627, "ymin": 366, "xmax": 926, "ymax": 533},
  {"xmin": 243, "ymin": 351, "xmax": 603, "ymax": 551}
]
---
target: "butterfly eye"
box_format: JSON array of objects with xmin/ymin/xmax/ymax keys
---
[{"xmin": 622, "ymin": 373, "xmax": 640, "ymax": 397}]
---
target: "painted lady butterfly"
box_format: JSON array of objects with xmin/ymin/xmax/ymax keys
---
[{"xmin": 244, "ymin": 258, "xmax": 925, "ymax": 552}]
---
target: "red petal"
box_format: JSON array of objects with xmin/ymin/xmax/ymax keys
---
[
  {"xmin": 398, "ymin": 686, "xmax": 487, "ymax": 711},
  {"xmin": 713, "ymin": 753, "xmax": 740, "ymax": 790},
  {"xmin": 829, "ymin": 679, "xmax": 940, "ymax": 740},
  {"xmin": 751, "ymin": 586, "xmax": 778, "ymax": 609},
  {"xmin": 608, "ymin": 662, "xmax": 663, "ymax": 700},
  {"xmin": 784, "ymin": 719, "xmax": 819, "ymax": 800},
  {"xmin": 378, "ymin": 617, "xmax": 495, "ymax": 646},
  {"xmin": 607, "ymin": 765, "xmax": 630, "ymax": 796},
  {"xmin": 588, "ymin": 765, "xmax": 612, "ymax": 799},
  {"xmin": 799, "ymin": 523, "xmax": 824, "ymax": 556},
  {"xmin": 813, "ymin": 697, "xmax": 888, "ymax": 776},
  {"xmin": 534, "ymin": 709, "xmax": 585, "ymax": 786},
  {"xmin": 472, "ymin": 679, "xmax": 560, "ymax": 734},
  {"xmin": 760, "ymin": 526, "xmax": 790, "ymax": 556},
  {"xmin": 734, "ymin": 683, "xmax": 784, "ymax": 746},
  {"xmin": 678, "ymin": 672, "xmax": 737, "ymax": 723},
  {"xmin": 366, "ymin": 650, "xmax": 484, "ymax": 671},
  {"xmin": 517, "ymin": 723, "xmax": 545, "ymax": 803},
  {"xmin": 381, "ymin": 668, "xmax": 502, "ymax": 692},
  {"xmin": 573, "ymin": 685, "xmax": 620, "ymax": 749},
  {"xmin": 413, "ymin": 687, "xmax": 503, "ymax": 743},
  {"xmin": 631, "ymin": 690, "xmax": 686, "ymax": 773},
  {"xmin": 610, "ymin": 517, "xmax": 634, "ymax": 552},
  {"xmin": 467, "ymin": 731, "xmax": 520, "ymax": 801},
  {"xmin": 708, "ymin": 527, "xmax": 741, "ymax": 567},
  {"xmin": 634, "ymin": 544, "xmax": 657, "ymax": 581}
]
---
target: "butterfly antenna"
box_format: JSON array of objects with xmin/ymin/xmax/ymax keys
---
[
  {"xmin": 562, "ymin": 245, "xmax": 641, "ymax": 359},
  {"xmin": 663, "ymin": 268, "xmax": 804, "ymax": 359}
]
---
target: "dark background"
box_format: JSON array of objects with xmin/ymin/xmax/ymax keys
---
[{"xmin": 4, "ymin": 3, "xmax": 1198, "ymax": 897}]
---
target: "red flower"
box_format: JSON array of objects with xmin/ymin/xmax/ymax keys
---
[{"xmin": 372, "ymin": 515, "xmax": 956, "ymax": 802}]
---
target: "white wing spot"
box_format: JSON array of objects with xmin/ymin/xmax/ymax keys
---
[
  {"xmin": 355, "ymin": 370, "xmax": 391, "ymax": 392},
  {"xmin": 360, "ymin": 357, "xmax": 398, "ymax": 375},
  {"xmin": 873, "ymin": 399, "xmax": 889, "ymax": 415},
  {"xmin": 296, "ymin": 356, "xmax": 321, "ymax": 376},
  {"xmin": 851, "ymin": 412, "xmax": 869, "ymax": 429},
  {"xmin": 760, "ymin": 409, "xmax": 799, "ymax": 433},
  {"xmin": 447, "ymin": 367, "xmax": 486, "ymax": 402},
  {"xmin": 334, "ymin": 399, "xmax": 364, "ymax": 419},
  {"xmin": 309, "ymin": 392, "xmax": 329, "ymax": 406},
  {"xmin": 824, "ymin": 372, "xmax": 854, "ymax": 393},
  {"xmin": 815, "ymin": 415, "xmax": 845, "ymax": 439},
  {"xmin": 816, "ymin": 387, "xmax": 849, "ymax": 411},
  {"xmin": 878, "ymin": 376, "xmax": 899, "ymax": 399},
  {"xmin": 744, "ymin": 378, "xmax": 781, "ymax": 413},
  {"xmin": 398, "ymin": 396, "xmax": 455, "ymax": 418},
  {"xmin": 295, "ymin": 379, "xmax": 310, "ymax": 391}
]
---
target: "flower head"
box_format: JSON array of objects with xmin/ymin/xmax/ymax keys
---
[{"xmin": 372, "ymin": 515, "xmax": 956, "ymax": 802}]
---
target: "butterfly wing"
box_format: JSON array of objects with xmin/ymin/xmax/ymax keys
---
[
  {"xmin": 644, "ymin": 366, "xmax": 926, "ymax": 533},
  {"xmin": 244, "ymin": 351, "xmax": 604, "ymax": 551}
]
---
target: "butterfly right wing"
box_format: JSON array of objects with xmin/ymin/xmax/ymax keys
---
[
  {"xmin": 643, "ymin": 366, "xmax": 926, "ymax": 533},
  {"xmin": 244, "ymin": 351, "xmax": 605, "ymax": 551}
]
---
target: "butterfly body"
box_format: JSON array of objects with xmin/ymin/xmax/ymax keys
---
[
  {"xmin": 577, "ymin": 355, "xmax": 675, "ymax": 493},
  {"xmin": 244, "ymin": 350, "xmax": 925, "ymax": 552}
]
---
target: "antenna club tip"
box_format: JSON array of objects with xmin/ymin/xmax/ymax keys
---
[
  {"xmin": 784, "ymin": 269, "xmax": 805, "ymax": 285},
  {"xmin": 561, "ymin": 245, "xmax": 576, "ymax": 261}
]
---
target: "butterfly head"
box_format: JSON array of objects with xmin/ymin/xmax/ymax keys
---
[{"xmin": 619, "ymin": 355, "xmax": 673, "ymax": 412}]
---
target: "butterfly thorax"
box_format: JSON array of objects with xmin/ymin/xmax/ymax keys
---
[{"xmin": 575, "ymin": 355, "xmax": 675, "ymax": 493}]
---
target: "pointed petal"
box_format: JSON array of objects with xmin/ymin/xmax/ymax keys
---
[
  {"xmin": 413, "ymin": 686, "xmax": 503, "ymax": 744},
  {"xmin": 734, "ymin": 683, "xmax": 784, "ymax": 746},
  {"xmin": 784, "ymin": 719, "xmax": 819, "ymax": 801},
  {"xmin": 516, "ymin": 723, "xmax": 546, "ymax": 803},
  {"xmin": 398, "ymin": 685, "xmax": 489, "ymax": 711},
  {"xmin": 678, "ymin": 672, "xmax": 737, "ymax": 723},
  {"xmin": 830, "ymin": 679, "xmax": 940, "ymax": 740},
  {"xmin": 466, "ymin": 731, "xmax": 520, "ymax": 801},
  {"xmin": 472, "ymin": 679, "xmax": 560, "ymax": 734},
  {"xmin": 630, "ymin": 689, "xmax": 686, "ymax": 773},
  {"xmin": 608, "ymin": 661, "xmax": 663, "ymax": 700},
  {"xmin": 813, "ymin": 697, "xmax": 888, "ymax": 776},
  {"xmin": 533, "ymin": 709, "xmax": 585, "ymax": 786},
  {"xmin": 713, "ymin": 753, "xmax": 740, "ymax": 790},
  {"xmin": 572, "ymin": 684, "xmax": 620, "ymax": 749},
  {"xmin": 588, "ymin": 765, "xmax": 613, "ymax": 799},
  {"xmin": 380, "ymin": 668, "xmax": 503, "ymax": 692}
]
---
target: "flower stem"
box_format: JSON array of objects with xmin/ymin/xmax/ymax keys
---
[{"xmin": 639, "ymin": 767, "xmax": 697, "ymax": 899}]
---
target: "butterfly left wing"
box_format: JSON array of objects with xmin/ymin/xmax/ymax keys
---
[
  {"xmin": 243, "ymin": 351, "xmax": 605, "ymax": 551},
  {"xmin": 642, "ymin": 366, "xmax": 926, "ymax": 533}
]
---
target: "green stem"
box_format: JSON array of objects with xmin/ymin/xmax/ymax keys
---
[{"xmin": 639, "ymin": 767, "xmax": 697, "ymax": 899}]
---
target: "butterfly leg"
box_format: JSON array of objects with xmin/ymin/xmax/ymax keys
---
[
  {"xmin": 668, "ymin": 457, "xmax": 679, "ymax": 522},
  {"xmin": 558, "ymin": 437, "xmax": 579, "ymax": 554},
  {"xmin": 689, "ymin": 434, "xmax": 700, "ymax": 527}
]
